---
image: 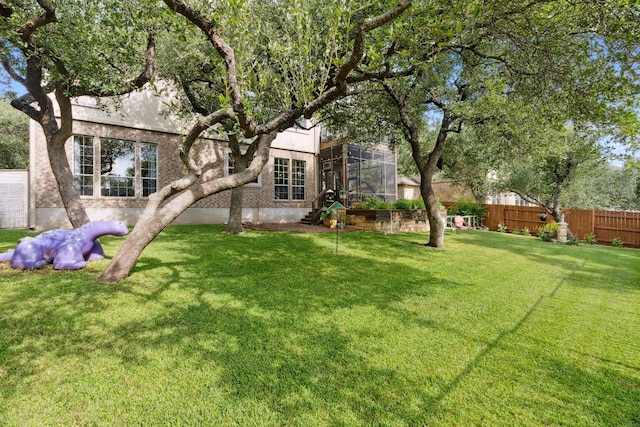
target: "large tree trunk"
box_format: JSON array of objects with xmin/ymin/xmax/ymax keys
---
[
  {"xmin": 46, "ymin": 129, "xmax": 91, "ymax": 228},
  {"xmin": 422, "ymin": 178, "xmax": 446, "ymax": 247},
  {"xmin": 414, "ymin": 114, "xmax": 451, "ymax": 248},
  {"xmin": 226, "ymin": 186, "xmax": 245, "ymax": 234},
  {"xmin": 225, "ymin": 153, "xmax": 249, "ymax": 234},
  {"xmin": 15, "ymin": 90, "xmax": 91, "ymax": 228},
  {"xmin": 99, "ymin": 194, "xmax": 192, "ymax": 283}
]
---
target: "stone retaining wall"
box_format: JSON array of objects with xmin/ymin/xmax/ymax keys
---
[{"xmin": 345, "ymin": 209, "xmax": 436, "ymax": 233}]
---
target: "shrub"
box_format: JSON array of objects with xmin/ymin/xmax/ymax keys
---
[
  {"xmin": 497, "ymin": 223, "xmax": 507, "ymax": 233},
  {"xmin": 364, "ymin": 197, "xmax": 394, "ymax": 210},
  {"xmin": 393, "ymin": 198, "xmax": 425, "ymax": 210},
  {"xmin": 538, "ymin": 222, "xmax": 558, "ymax": 242},
  {"xmin": 512, "ymin": 228, "xmax": 521, "ymax": 235},
  {"xmin": 584, "ymin": 233, "xmax": 597, "ymax": 244},
  {"xmin": 611, "ymin": 237, "xmax": 624, "ymax": 248},
  {"xmin": 522, "ymin": 227, "xmax": 530, "ymax": 236},
  {"xmin": 567, "ymin": 234, "xmax": 579, "ymax": 245},
  {"xmin": 448, "ymin": 200, "xmax": 486, "ymax": 220},
  {"xmin": 320, "ymin": 207, "xmax": 337, "ymax": 220},
  {"xmin": 539, "ymin": 230, "xmax": 553, "ymax": 242}
]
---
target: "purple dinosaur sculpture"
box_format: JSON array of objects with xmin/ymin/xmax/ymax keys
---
[{"xmin": 0, "ymin": 220, "xmax": 128, "ymax": 270}]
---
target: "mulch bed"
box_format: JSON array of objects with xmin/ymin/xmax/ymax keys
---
[{"xmin": 243, "ymin": 223, "xmax": 354, "ymax": 233}]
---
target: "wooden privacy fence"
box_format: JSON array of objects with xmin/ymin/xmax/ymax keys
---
[{"xmin": 480, "ymin": 204, "xmax": 640, "ymax": 247}]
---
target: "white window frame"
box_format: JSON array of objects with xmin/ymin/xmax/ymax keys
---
[
  {"xmin": 72, "ymin": 134, "xmax": 158, "ymax": 199},
  {"xmin": 274, "ymin": 157, "xmax": 306, "ymax": 201},
  {"xmin": 72, "ymin": 135, "xmax": 95, "ymax": 196}
]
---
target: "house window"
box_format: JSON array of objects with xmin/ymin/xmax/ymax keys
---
[
  {"xmin": 101, "ymin": 138, "xmax": 135, "ymax": 197},
  {"xmin": 292, "ymin": 160, "xmax": 305, "ymax": 200},
  {"xmin": 73, "ymin": 135, "xmax": 94, "ymax": 196},
  {"xmin": 274, "ymin": 158, "xmax": 289, "ymax": 199},
  {"xmin": 141, "ymin": 143, "xmax": 158, "ymax": 196},
  {"xmin": 227, "ymin": 152, "xmax": 260, "ymax": 185},
  {"xmin": 274, "ymin": 158, "xmax": 305, "ymax": 200},
  {"xmin": 72, "ymin": 135, "xmax": 158, "ymax": 198}
]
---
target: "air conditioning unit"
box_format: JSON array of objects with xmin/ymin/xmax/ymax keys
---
[{"xmin": 322, "ymin": 162, "xmax": 332, "ymax": 171}]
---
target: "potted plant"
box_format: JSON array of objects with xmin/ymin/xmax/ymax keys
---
[
  {"xmin": 320, "ymin": 207, "xmax": 338, "ymax": 228},
  {"xmin": 538, "ymin": 213, "xmax": 547, "ymax": 222}
]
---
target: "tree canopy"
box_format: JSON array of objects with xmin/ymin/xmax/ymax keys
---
[
  {"xmin": 0, "ymin": 98, "xmax": 28, "ymax": 169},
  {"xmin": 322, "ymin": 0, "xmax": 640, "ymax": 246},
  {"xmin": 98, "ymin": 0, "xmax": 413, "ymax": 282},
  {"xmin": 0, "ymin": 0, "xmax": 158, "ymax": 227}
]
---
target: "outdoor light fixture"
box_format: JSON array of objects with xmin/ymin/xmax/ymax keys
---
[{"xmin": 338, "ymin": 188, "xmax": 347, "ymax": 202}]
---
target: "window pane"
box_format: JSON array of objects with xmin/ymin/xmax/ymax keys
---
[
  {"xmin": 292, "ymin": 160, "xmax": 305, "ymax": 200},
  {"xmin": 274, "ymin": 158, "xmax": 289, "ymax": 200},
  {"xmin": 101, "ymin": 138, "xmax": 135, "ymax": 197},
  {"xmin": 141, "ymin": 142, "xmax": 158, "ymax": 197},
  {"xmin": 228, "ymin": 152, "xmax": 235, "ymax": 175},
  {"xmin": 73, "ymin": 135, "xmax": 94, "ymax": 196}
]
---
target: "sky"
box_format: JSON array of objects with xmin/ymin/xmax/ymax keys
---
[{"xmin": 0, "ymin": 75, "xmax": 25, "ymax": 98}]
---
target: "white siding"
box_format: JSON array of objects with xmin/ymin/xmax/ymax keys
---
[{"xmin": 0, "ymin": 169, "xmax": 29, "ymax": 229}]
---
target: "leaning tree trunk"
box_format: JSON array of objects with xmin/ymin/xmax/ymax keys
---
[
  {"xmin": 99, "ymin": 196, "xmax": 188, "ymax": 283},
  {"xmin": 99, "ymin": 133, "xmax": 277, "ymax": 283},
  {"xmin": 46, "ymin": 131, "xmax": 91, "ymax": 228}
]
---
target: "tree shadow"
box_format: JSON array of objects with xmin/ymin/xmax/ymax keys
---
[
  {"xmin": 1, "ymin": 226, "xmax": 638, "ymax": 424},
  {"xmin": 453, "ymin": 232, "xmax": 640, "ymax": 295}
]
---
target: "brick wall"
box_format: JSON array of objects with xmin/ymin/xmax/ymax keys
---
[{"xmin": 32, "ymin": 120, "xmax": 318, "ymax": 221}]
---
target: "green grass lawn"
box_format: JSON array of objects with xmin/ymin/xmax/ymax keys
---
[{"xmin": 1, "ymin": 226, "xmax": 639, "ymax": 426}]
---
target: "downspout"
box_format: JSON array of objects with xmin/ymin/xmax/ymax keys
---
[{"xmin": 28, "ymin": 119, "xmax": 37, "ymax": 230}]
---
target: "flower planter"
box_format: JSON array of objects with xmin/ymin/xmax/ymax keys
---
[{"xmin": 323, "ymin": 219, "xmax": 337, "ymax": 228}]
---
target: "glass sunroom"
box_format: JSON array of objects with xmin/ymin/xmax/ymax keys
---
[{"xmin": 319, "ymin": 141, "xmax": 397, "ymax": 206}]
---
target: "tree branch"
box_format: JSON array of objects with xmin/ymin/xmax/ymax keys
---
[
  {"xmin": 162, "ymin": 0, "xmax": 255, "ymax": 134},
  {"xmin": 1, "ymin": 58, "xmax": 25, "ymax": 84},
  {"xmin": 18, "ymin": 0, "xmax": 56, "ymax": 42},
  {"xmin": 71, "ymin": 31, "xmax": 156, "ymax": 97},
  {"xmin": 335, "ymin": 1, "xmax": 411, "ymax": 86},
  {"xmin": 181, "ymin": 80, "xmax": 213, "ymax": 116},
  {"xmin": 180, "ymin": 108, "xmax": 235, "ymax": 170}
]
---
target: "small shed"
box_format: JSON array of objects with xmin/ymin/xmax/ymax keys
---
[{"xmin": 397, "ymin": 176, "xmax": 421, "ymax": 200}]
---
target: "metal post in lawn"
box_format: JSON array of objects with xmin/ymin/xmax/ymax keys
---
[
  {"xmin": 335, "ymin": 189, "xmax": 348, "ymax": 254},
  {"xmin": 336, "ymin": 218, "xmax": 339, "ymax": 254}
]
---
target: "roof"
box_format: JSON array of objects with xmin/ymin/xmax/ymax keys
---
[{"xmin": 397, "ymin": 176, "xmax": 420, "ymax": 186}]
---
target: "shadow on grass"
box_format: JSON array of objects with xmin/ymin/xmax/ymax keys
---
[
  {"xmin": 0, "ymin": 226, "xmax": 466, "ymax": 424},
  {"xmin": 453, "ymin": 231, "xmax": 640, "ymax": 295},
  {"xmin": 1, "ymin": 226, "xmax": 638, "ymax": 425}
]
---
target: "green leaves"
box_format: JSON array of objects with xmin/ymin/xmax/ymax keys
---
[{"xmin": 0, "ymin": 100, "xmax": 29, "ymax": 169}]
